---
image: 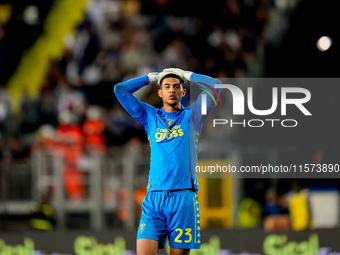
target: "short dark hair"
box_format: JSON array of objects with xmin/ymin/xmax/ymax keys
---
[{"xmin": 160, "ymin": 73, "xmax": 184, "ymax": 85}]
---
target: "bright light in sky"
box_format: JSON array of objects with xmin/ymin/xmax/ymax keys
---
[{"xmin": 316, "ymin": 36, "xmax": 332, "ymax": 52}]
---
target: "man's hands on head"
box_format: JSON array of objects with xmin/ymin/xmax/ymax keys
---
[
  {"xmin": 148, "ymin": 72, "xmax": 159, "ymax": 84},
  {"xmin": 148, "ymin": 68, "xmax": 193, "ymax": 85},
  {"xmin": 159, "ymin": 68, "xmax": 193, "ymax": 84}
]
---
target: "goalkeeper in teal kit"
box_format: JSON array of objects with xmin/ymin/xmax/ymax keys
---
[{"xmin": 114, "ymin": 68, "xmax": 221, "ymax": 255}]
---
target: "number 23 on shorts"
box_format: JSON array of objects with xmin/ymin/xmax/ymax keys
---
[{"xmin": 174, "ymin": 228, "xmax": 192, "ymax": 243}]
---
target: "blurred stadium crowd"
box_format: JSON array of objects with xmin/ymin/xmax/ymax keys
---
[
  {"xmin": 1, "ymin": 0, "xmax": 338, "ymax": 231},
  {"xmin": 0, "ymin": 0, "xmax": 268, "ymax": 153}
]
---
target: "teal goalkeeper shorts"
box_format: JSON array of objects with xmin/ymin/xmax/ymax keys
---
[{"xmin": 137, "ymin": 189, "xmax": 201, "ymax": 249}]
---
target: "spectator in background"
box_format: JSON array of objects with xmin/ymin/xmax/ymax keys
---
[
  {"xmin": 55, "ymin": 82, "xmax": 85, "ymax": 124},
  {"xmin": 82, "ymin": 105, "xmax": 106, "ymax": 154},
  {"xmin": 56, "ymin": 110, "xmax": 84, "ymax": 200},
  {"xmin": 262, "ymin": 187, "xmax": 290, "ymax": 231},
  {"xmin": 263, "ymin": 188, "xmax": 281, "ymax": 217},
  {"xmin": 32, "ymin": 124, "xmax": 57, "ymax": 153}
]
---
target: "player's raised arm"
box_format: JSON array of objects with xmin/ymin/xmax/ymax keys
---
[{"xmin": 113, "ymin": 73, "xmax": 159, "ymax": 119}]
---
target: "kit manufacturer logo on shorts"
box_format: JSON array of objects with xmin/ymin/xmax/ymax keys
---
[{"xmin": 139, "ymin": 223, "xmax": 146, "ymax": 233}]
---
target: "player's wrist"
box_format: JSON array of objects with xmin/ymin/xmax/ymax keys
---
[
  {"xmin": 148, "ymin": 72, "xmax": 159, "ymax": 84},
  {"xmin": 159, "ymin": 68, "xmax": 193, "ymax": 83},
  {"xmin": 183, "ymin": 71, "xmax": 193, "ymax": 82}
]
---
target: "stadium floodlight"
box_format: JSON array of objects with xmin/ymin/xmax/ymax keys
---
[{"xmin": 316, "ymin": 36, "xmax": 332, "ymax": 52}]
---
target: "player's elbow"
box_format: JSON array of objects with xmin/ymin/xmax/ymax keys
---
[
  {"xmin": 213, "ymin": 78, "xmax": 222, "ymax": 85},
  {"xmin": 114, "ymin": 83, "xmax": 124, "ymax": 95}
]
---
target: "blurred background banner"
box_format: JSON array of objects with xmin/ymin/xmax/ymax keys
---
[
  {"xmin": 1, "ymin": 0, "xmax": 340, "ymax": 254},
  {"xmin": 1, "ymin": 228, "xmax": 340, "ymax": 254}
]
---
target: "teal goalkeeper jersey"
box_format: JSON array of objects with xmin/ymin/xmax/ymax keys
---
[{"xmin": 114, "ymin": 73, "xmax": 221, "ymax": 192}]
